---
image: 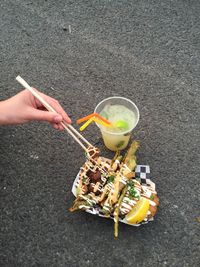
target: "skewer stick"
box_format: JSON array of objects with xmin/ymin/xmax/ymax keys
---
[{"xmin": 16, "ymin": 76, "xmax": 90, "ymax": 151}]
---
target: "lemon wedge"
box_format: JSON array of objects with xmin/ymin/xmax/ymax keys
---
[{"xmin": 125, "ymin": 197, "xmax": 150, "ymax": 224}]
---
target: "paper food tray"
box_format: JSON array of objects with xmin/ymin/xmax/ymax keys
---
[{"xmin": 71, "ymin": 159, "xmax": 156, "ymax": 226}]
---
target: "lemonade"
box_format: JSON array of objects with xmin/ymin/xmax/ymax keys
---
[{"xmin": 94, "ymin": 97, "xmax": 139, "ymax": 151}]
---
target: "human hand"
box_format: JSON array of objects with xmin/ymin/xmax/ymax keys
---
[{"xmin": 0, "ymin": 89, "xmax": 71, "ymax": 130}]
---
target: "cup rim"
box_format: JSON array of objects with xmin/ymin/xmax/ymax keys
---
[{"xmin": 94, "ymin": 96, "xmax": 140, "ymax": 136}]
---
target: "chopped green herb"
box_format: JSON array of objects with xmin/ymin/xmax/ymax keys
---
[
  {"xmin": 127, "ymin": 180, "xmax": 134, "ymax": 187},
  {"xmin": 116, "ymin": 140, "xmax": 125, "ymax": 148},
  {"xmin": 108, "ymin": 175, "xmax": 115, "ymax": 183},
  {"xmin": 150, "ymin": 194, "xmax": 155, "ymax": 200},
  {"xmin": 82, "ymin": 177, "xmax": 87, "ymax": 184},
  {"xmin": 129, "ymin": 187, "xmax": 136, "ymax": 196},
  {"xmin": 129, "ymin": 186, "xmax": 140, "ymax": 199}
]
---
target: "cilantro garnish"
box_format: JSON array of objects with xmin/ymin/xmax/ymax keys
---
[
  {"xmin": 129, "ymin": 185, "xmax": 139, "ymax": 198},
  {"xmin": 108, "ymin": 175, "xmax": 115, "ymax": 183},
  {"xmin": 127, "ymin": 180, "xmax": 134, "ymax": 186},
  {"xmin": 82, "ymin": 177, "xmax": 87, "ymax": 184},
  {"xmin": 150, "ymin": 194, "xmax": 155, "ymax": 200}
]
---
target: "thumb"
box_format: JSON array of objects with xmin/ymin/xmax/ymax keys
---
[{"xmin": 30, "ymin": 110, "xmax": 63, "ymax": 123}]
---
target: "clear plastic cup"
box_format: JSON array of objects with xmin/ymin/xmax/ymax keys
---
[{"xmin": 94, "ymin": 97, "xmax": 140, "ymax": 151}]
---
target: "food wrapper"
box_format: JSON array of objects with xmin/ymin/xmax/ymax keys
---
[{"xmin": 71, "ymin": 159, "xmax": 156, "ymax": 226}]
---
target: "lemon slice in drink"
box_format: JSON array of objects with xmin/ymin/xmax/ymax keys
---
[{"xmin": 125, "ymin": 197, "xmax": 150, "ymax": 224}]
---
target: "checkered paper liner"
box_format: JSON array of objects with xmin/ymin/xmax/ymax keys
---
[{"xmin": 71, "ymin": 162, "xmax": 156, "ymax": 226}]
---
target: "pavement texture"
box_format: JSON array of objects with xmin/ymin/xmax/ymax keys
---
[{"xmin": 0, "ymin": 1, "xmax": 200, "ymax": 266}]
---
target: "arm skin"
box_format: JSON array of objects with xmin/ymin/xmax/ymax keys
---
[{"xmin": 0, "ymin": 89, "xmax": 71, "ymax": 130}]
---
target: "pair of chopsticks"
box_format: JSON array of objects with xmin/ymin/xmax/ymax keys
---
[{"xmin": 16, "ymin": 76, "xmax": 93, "ymax": 153}]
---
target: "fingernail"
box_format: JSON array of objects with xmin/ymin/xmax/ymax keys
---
[{"xmin": 53, "ymin": 115, "xmax": 62, "ymax": 123}]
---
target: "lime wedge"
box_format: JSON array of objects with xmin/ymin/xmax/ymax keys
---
[{"xmin": 114, "ymin": 120, "xmax": 129, "ymax": 130}]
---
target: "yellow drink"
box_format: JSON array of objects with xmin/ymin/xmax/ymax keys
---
[
  {"xmin": 101, "ymin": 131, "xmax": 130, "ymax": 151},
  {"xmin": 94, "ymin": 97, "xmax": 139, "ymax": 151}
]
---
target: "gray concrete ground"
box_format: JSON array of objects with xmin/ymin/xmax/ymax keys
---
[{"xmin": 0, "ymin": 1, "xmax": 199, "ymax": 266}]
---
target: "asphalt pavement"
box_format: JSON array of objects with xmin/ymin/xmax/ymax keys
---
[{"xmin": 0, "ymin": 1, "xmax": 199, "ymax": 266}]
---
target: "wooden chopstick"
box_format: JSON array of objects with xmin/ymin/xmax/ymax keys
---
[
  {"xmin": 67, "ymin": 124, "xmax": 92, "ymax": 147},
  {"xmin": 16, "ymin": 76, "xmax": 92, "ymax": 151}
]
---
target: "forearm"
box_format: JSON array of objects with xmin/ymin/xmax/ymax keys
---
[{"xmin": 0, "ymin": 100, "xmax": 11, "ymax": 125}]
